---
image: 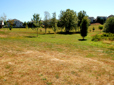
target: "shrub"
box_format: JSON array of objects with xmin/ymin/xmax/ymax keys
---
[
  {"xmin": 99, "ymin": 25, "xmax": 103, "ymax": 31},
  {"xmin": 48, "ymin": 31, "xmax": 50, "ymax": 33},
  {"xmin": 92, "ymin": 33, "xmax": 114, "ymax": 41},
  {"xmin": 93, "ymin": 27, "xmax": 95, "ymax": 32},
  {"xmin": 9, "ymin": 25, "xmax": 13, "ymax": 30},
  {"xmin": 40, "ymin": 29, "xmax": 42, "ymax": 32},
  {"xmin": 104, "ymin": 17, "xmax": 114, "ymax": 33},
  {"xmin": 0, "ymin": 25, "xmax": 2, "ymax": 29},
  {"xmin": 92, "ymin": 35, "xmax": 102, "ymax": 41}
]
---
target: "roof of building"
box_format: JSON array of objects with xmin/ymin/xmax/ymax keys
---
[
  {"xmin": 108, "ymin": 15, "xmax": 114, "ymax": 18},
  {"xmin": 88, "ymin": 17, "xmax": 94, "ymax": 18},
  {"xmin": 97, "ymin": 16, "xmax": 107, "ymax": 18},
  {"xmin": 13, "ymin": 19, "xmax": 23, "ymax": 23},
  {"xmin": 7, "ymin": 19, "xmax": 23, "ymax": 23}
]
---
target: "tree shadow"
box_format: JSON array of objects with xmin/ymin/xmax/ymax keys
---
[
  {"xmin": 25, "ymin": 36, "xmax": 37, "ymax": 38},
  {"xmin": 46, "ymin": 33, "xmax": 54, "ymax": 34},
  {"xmin": 78, "ymin": 39, "xmax": 87, "ymax": 41},
  {"xmin": 57, "ymin": 32, "xmax": 80, "ymax": 35}
]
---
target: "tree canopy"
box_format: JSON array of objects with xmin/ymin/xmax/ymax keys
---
[
  {"xmin": 78, "ymin": 10, "xmax": 87, "ymax": 27},
  {"xmin": 44, "ymin": 11, "xmax": 50, "ymax": 33},
  {"xmin": 104, "ymin": 17, "xmax": 114, "ymax": 33},
  {"xmin": 59, "ymin": 9, "xmax": 78, "ymax": 33},
  {"xmin": 31, "ymin": 14, "xmax": 41, "ymax": 36},
  {"xmin": 31, "ymin": 14, "xmax": 40, "ymax": 27},
  {"xmin": 51, "ymin": 12, "xmax": 57, "ymax": 33}
]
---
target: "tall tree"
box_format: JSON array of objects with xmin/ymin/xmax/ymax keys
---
[
  {"xmin": 23, "ymin": 22, "xmax": 27, "ymax": 27},
  {"xmin": 51, "ymin": 12, "xmax": 57, "ymax": 33},
  {"xmin": 104, "ymin": 17, "xmax": 114, "ymax": 33},
  {"xmin": 78, "ymin": 10, "xmax": 87, "ymax": 27},
  {"xmin": 0, "ymin": 13, "xmax": 7, "ymax": 27},
  {"xmin": 80, "ymin": 16, "xmax": 90, "ymax": 40},
  {"xmin": 44, "ymin": 11, "xmax": 50, "ymax": 34},
  {"xmin": 59, "ymin": 9, "xmax": 78, "ymax": 33},
  {"xmin": 0, "ymin": 13, "xmax": 7, "ymax": 21},
  {"xmin": 57, "ymin": 20, "xmax": 64, "ymax": 32},
  {"xmin": 57, "ymin": 11, "xmax": 65, "ymax": 32},
  {"xmin": 31, "ymin": 14, "xmax": 40, "ymax": 37}
]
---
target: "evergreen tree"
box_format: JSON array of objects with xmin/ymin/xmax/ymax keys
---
[{"xmin": 80, "ymin": 17, "xmax": 90, "ymax": 40}]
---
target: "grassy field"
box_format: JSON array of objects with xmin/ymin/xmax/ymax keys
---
[{"xmin": 0, "ymin": 25, "xmax": 114, "ymax": 85}]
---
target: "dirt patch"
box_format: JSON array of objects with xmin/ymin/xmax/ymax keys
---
[
  {"xmin": 102, "ymin": 40, "xmax": 112, "ymax": 44},
  {"xmin": 91, "ymin": 23, "xmax": 101, "ymax": 25},
  {"xmin": 0, "ymin": 35, "xmax": 7, "ymax": 38}
]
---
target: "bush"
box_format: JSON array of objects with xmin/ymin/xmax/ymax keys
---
[
  {"xmin": 0, "ymin": 25, "xmax": 2, "ymax": 29},
  {"xmin": 104, "ymin": 17, "xmax": 114, "ymax": 33},
  {"xmin": 99, "ymin": 25, "xmax": 103, "ymax": 31},
  {"xmin": 93, "ymin": 27, "xmax": 95, "ymax": 32},
  {"xmin": 9, "ymin": 25, "xmax": 13, "ymax": 30},
  {"xmin": 92, "ymin": 33, "xmax": 114, "ymax": 41},
  {"xmin": 92, "ymin": 35, "xmax": 102, "ymax": 41}
]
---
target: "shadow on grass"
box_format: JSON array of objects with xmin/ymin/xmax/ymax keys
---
[
  {"xmin": 46, "ymin": 33, "xmax": 54, "ymax": 34},
  {"xmin": 57, "ymin": 32, "xmax": 80, "ymax": 35},
  {"xmin": 25, "ymin": 36, "xmax": 37, "ymax": 38},
  {"xmin": 78, "ymin": 39, "xmax": 87, "ymax": 41}
]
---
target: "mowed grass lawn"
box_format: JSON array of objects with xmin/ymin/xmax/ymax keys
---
[{"xmin": 0, "ymin": 25, "xmax": 114, "ymax": 85}]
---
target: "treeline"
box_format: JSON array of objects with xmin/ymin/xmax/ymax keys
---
[
  {"xmin": 23, "ymin": 9, "xmax": 89, "ymax": 32},
  {"xmin": 22, "ymin": 9, "xmax": 90, "ymax": 38},
  {"xmin": 4, "ymin": 9, "xmax": 114, "ymax": 39}
]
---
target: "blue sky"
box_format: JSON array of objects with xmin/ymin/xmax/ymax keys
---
[{"xmin": 1, "ymin": 0, "xmax": 114, "ymax": 22}]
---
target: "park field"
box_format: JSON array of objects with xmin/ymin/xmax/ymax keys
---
[{"xmin": 0, "ymin": 25, "xmax": 114, "ymax": 85}]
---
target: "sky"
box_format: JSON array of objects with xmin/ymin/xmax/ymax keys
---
[{"xmin": 0, "ymin": 0, "xmax": 114, "ymax": 22}]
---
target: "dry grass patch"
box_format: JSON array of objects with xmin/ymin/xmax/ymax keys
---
[{"xmin": 0, "ymin": 48, "xmax": 114, "ymax": 85}]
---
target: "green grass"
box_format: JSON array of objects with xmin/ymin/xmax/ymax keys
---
[{"xmin": 0, "ymin": 25, "xmax": 114, "ymax": 60}]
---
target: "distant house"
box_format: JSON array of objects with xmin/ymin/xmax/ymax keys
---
[
  {"xmin": 88, "ymin": 17, "xmax": 95, "ymax": 23},
  {"xmin": 13, "ymin": 19, "xmax": 23, "ymax": 27},
  {"xmin": 108, "ymin": 15, "xmax": 114, "ymax": 18},
  {"xmin": 0, "ymin": 20, "xmax": 4, "ymax": 28},
  {"xmin": 96, "ymin": 16, "xmax": 107, "ymax": 24},
  {"xmin": 0, "ymin": 20, "xmax": 4, "ymax": 25},
  {"xmin": 7, "ymin": 19, "xmax": 23, "ymax": 28},
  {"xmin": 96, "ymin": 16, "xmax": 107, "ymax": 20}
]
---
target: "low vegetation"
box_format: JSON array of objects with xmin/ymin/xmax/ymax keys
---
[{"xmin": 92, "ymin": 33, "xmax": 114, "ymax": 41}]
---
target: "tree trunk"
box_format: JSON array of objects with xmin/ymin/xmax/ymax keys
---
[
  {"xmin": 75, "ymin": 28, "xmax": 76, "ymax": 32},
  {"xmin": 78, "ymin": 27, "xmax": 80, "ymax": 32},
  {"xmin": 66, "ymin": 30, "xmax": 69, "ymax": 33},
  {"xmin": 66, "ymin": 27, "xmax": 69, "ymax": 33},
  {"xmin": 45, "ymin": 28, "xmax": 46, "ymax": 34},
  {"xmin": 37, "ymin": 28, "xmax": 38, "ymax": 37},
  {"xmin": 83, "ymin": 37, "xmax": 84, "ymax": 40}
]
